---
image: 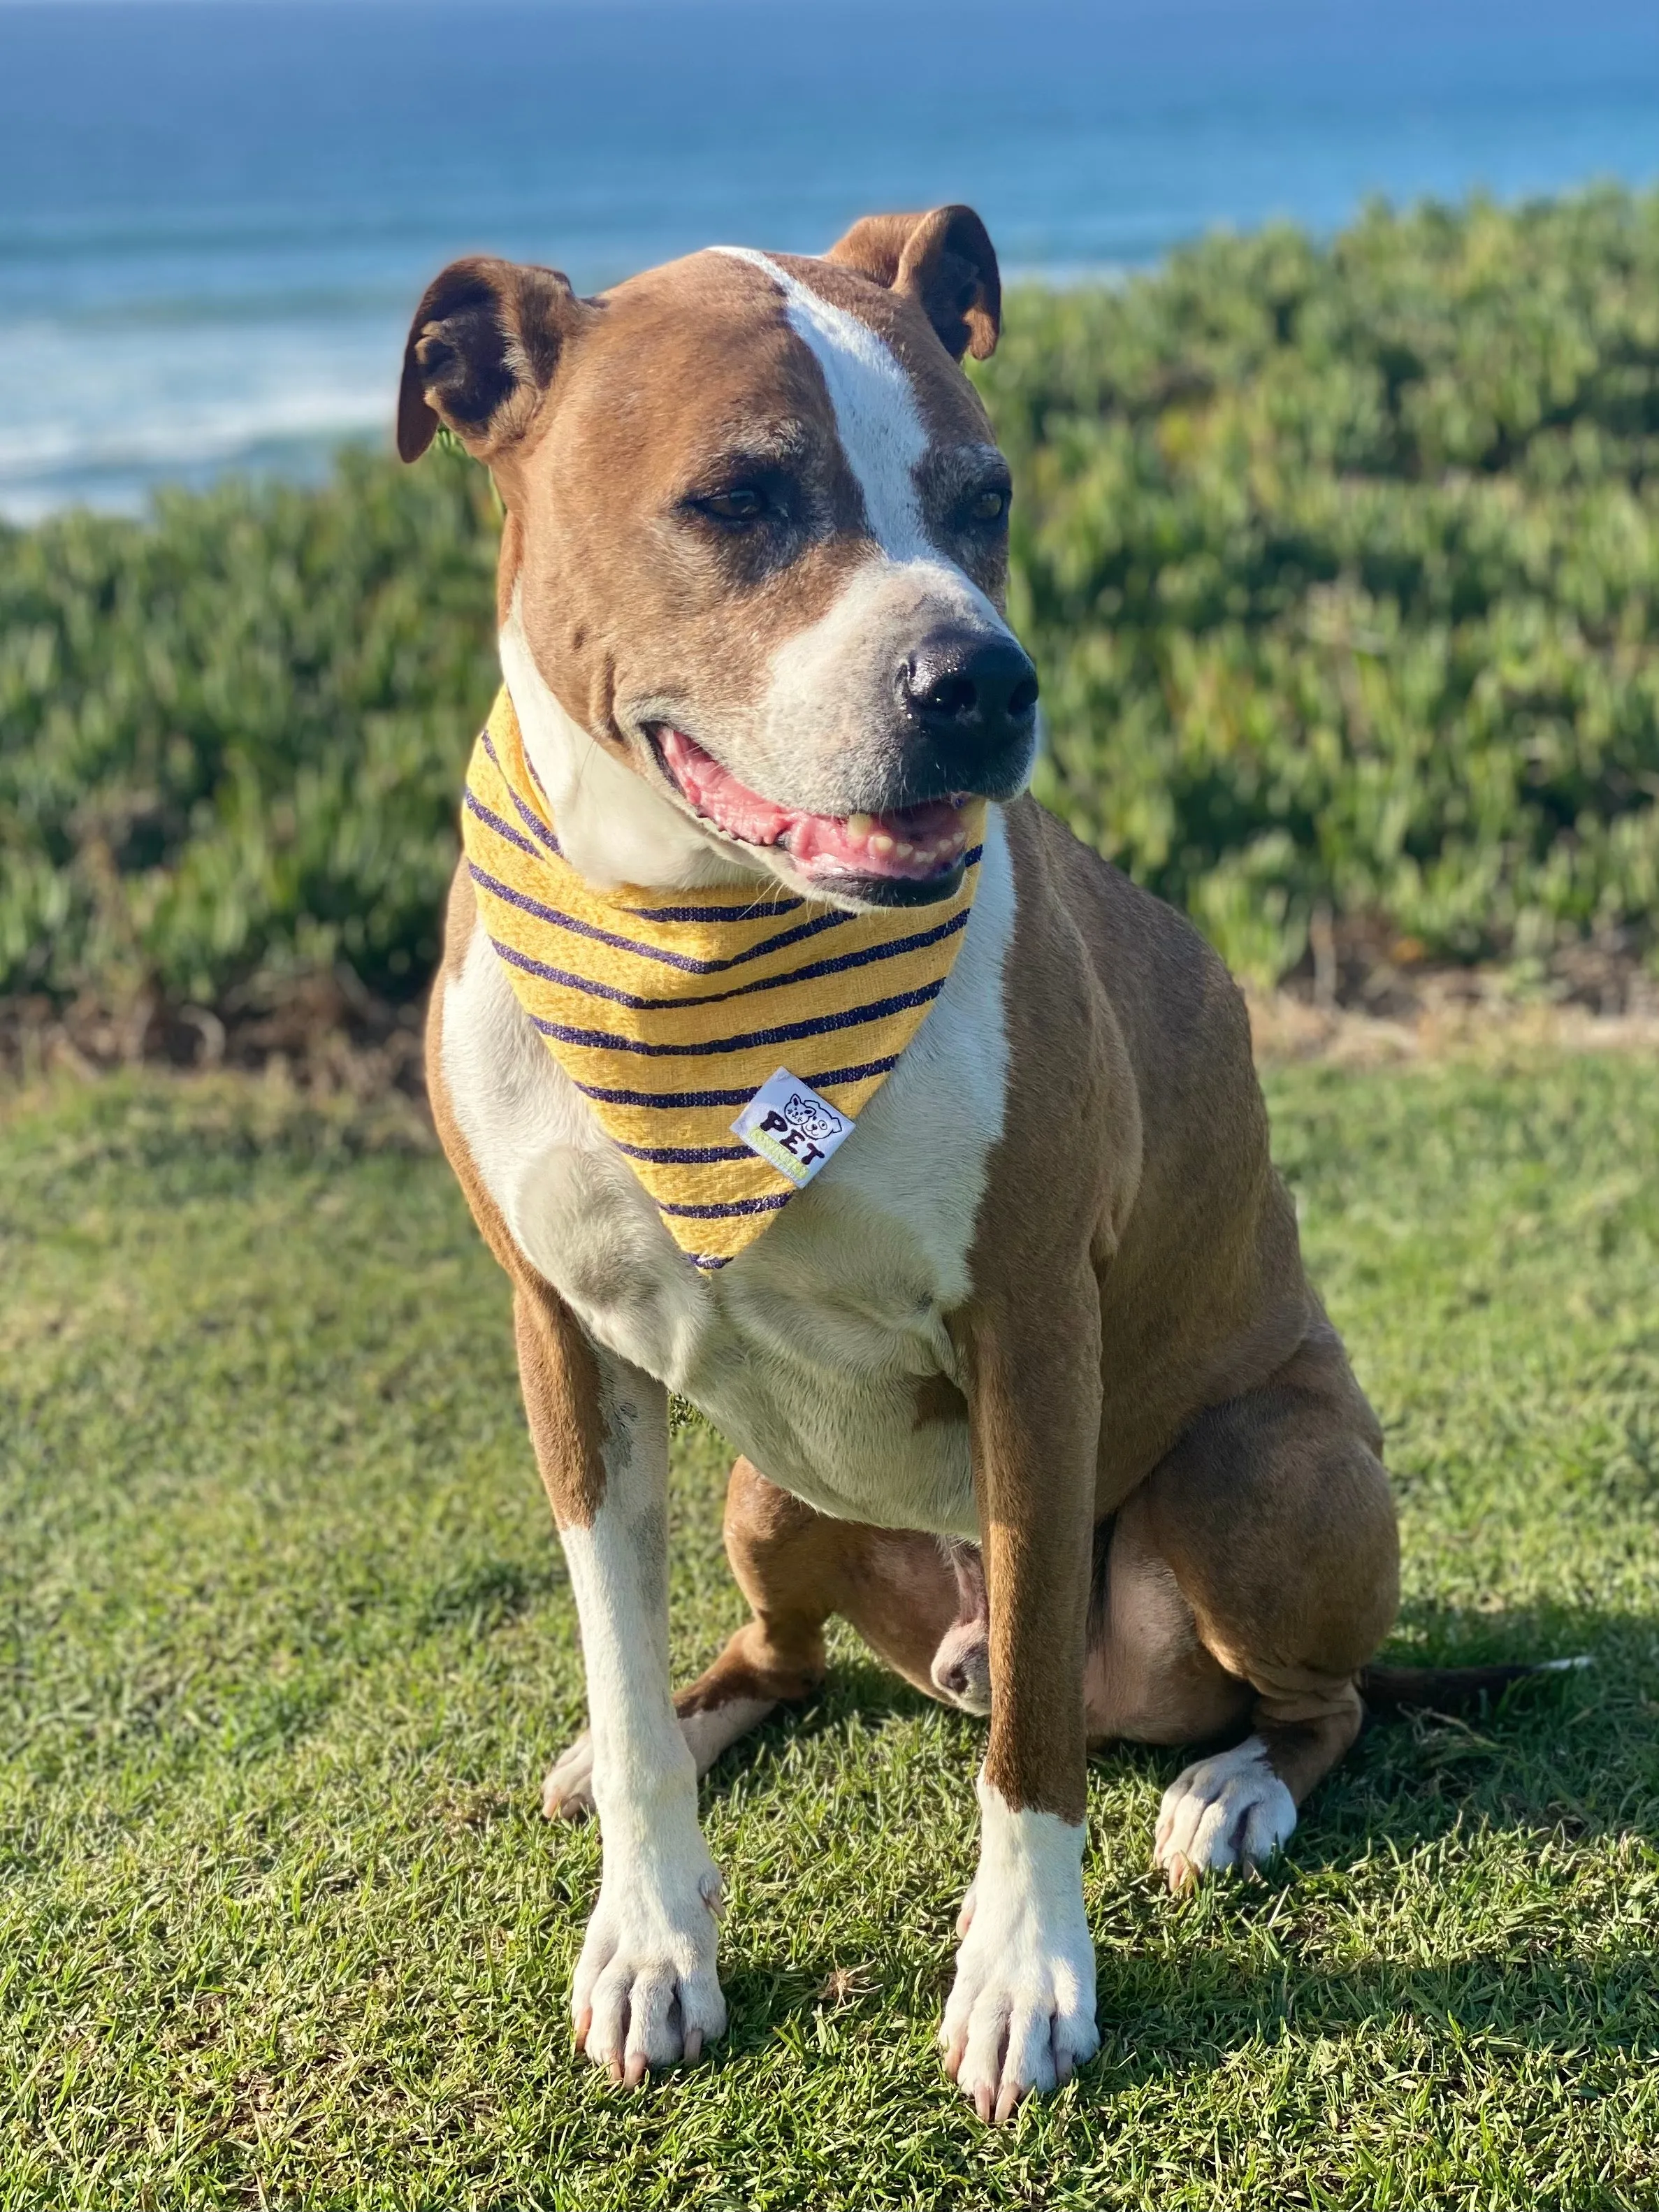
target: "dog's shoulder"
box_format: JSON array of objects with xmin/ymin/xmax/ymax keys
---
[{"xmin": 1001, "ymin": 795, "xmax": 1260, "ymax": 1143}]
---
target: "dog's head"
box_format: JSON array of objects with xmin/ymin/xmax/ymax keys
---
[{"xmin": 398, "ymin": 208, "xmax": 1036, "ymax": 909}]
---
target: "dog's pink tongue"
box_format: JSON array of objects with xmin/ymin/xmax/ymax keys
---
[
  {"xmin": 658, "ymin": 728, "xmax": 968, "ymax": 883},
  {"xmin": 659, "ymin": 727, "xmax": 795, "ymax": 846}
]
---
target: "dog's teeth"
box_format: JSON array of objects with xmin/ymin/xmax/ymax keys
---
[
  {"xmin": 846, "ymin": 812, "xmax": 874, "ymax": 843},
  {"xmin": 893, "ymin": 840, "xmax": 914, "ymax": 860},
  {"xmin": 869, "ymin": 832, "xmax": 895, "ymax": 858}
]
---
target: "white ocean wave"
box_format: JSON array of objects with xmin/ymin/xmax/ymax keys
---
[
  {"xmin": 0, "ymin": 305, "xmax": 408, "ymax": 517},
  {"xmin": 0, "ymin": 386, "xmax": 393, "ymax": 482}
]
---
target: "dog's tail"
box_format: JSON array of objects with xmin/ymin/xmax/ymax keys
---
[{"xmin": 1359, "ymin": 1654, "xmax": 1592, "ymax": 1714}]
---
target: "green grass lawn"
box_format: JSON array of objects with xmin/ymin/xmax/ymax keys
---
[{"xmin": 3, "ymin": 1055, "xmax": 1658, "ymax": 2210}]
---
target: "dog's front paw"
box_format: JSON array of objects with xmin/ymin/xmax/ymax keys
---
[
  {"xmin": 573, "ymin": 1850, "xmax": 727, "ymax": 2083},
  {"xmin": 940, "ymin": 1786, "xmax": 1098, "ymax": 2123},
  {"xmin": 1153, "ymin": 1734, "xmax": 1296, "ymax": 1891}
]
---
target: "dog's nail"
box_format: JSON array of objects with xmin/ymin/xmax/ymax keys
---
[
  {"xmin": 573, "ymin": 2004, "xmax": 593, "ymax": 2051},
  {"xmin": 608, "ymin": 2055, "xmax": 625, "ymax": 2086},
  {"xmin": 683, "ymin": 2029, "xmax": 702, "ymax": 2064},
  {"xmin": 623, "ymin": 2051, "xmax": 648, "ymax": 2088},
  {"xmin": 994, "ymin": 2079, "xmax": 1023, "ymax": 2125},
  {"xmin": 974, "ymin": 2082, "xmax": 995, "ymax": 2123}
]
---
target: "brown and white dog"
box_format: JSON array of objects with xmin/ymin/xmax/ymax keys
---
[{"xmin": 399, "ymin": 208, "xmax": 1408, "ymax": 2123}]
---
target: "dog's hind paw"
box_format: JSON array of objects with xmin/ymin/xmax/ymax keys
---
[
  {"xmin": 1153, "ymin": 1735, "xmax": 1296, "ymax": 1891},
  {"xmin": 543, "ymin": 1732, "xmax": 598, "ymax": 1821}
]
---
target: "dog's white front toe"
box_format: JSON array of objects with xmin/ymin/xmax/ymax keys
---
[
  {"xmin": 1153, "ymin": 1734, "xmax": 1297, "ymax": 1888},
  {"xmin": 572, "ymin": 1854, "xmax": 727, "ymax": 2081},
  {"xmin": 940, "ymin": 1781, "xmax": 1099, "ymax": 2123}
]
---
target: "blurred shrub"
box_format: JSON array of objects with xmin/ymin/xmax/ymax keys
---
[
  {"xmin": 978, "ymin": 186, "xmax": 1659, "ymax": 981},
  {"xmin": 3, "ymin": 187, "xmax": 1658, "ymax": 1013},
  {"xmin": 0, "ymin": 444, "xmax": 499, "ymax": 1009}
]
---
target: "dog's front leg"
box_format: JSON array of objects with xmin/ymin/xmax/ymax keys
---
[
  {"xmin": 943, "ymin": 1266, "xmax": 1102, "ymax": 2122},
  {"xmin": 514, "ymin": 1284, "xmax": 725, "ymax": 2083}
]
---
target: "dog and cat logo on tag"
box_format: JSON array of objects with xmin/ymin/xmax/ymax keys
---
[{"xmin": 731, "ymin": 1069, "xmax": 854, "ymax": 1189}]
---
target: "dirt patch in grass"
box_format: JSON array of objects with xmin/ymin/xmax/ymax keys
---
[{"xmin": 8, "ymin": 929, "xmax": 1656, "ymax": 1115}]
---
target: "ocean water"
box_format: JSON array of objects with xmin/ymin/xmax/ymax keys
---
[{"xmin": 1, "ymin": 0, "xmax": 1657, "ymax": 519}]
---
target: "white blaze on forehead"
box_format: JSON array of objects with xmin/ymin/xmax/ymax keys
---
[{"xmin": 713, "ymin": 246, "xmax": 929, "ymax": 556}]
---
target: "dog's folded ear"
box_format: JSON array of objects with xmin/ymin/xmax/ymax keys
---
[
  {"xmin": 397, "ymin": 256, "xmax": 593, "ymax": 463},
  {"xmin": 824, "ymin": 205, "xmax": 1001, "ymax": 362}
]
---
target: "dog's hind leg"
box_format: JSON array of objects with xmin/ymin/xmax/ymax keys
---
[
  {"xmin": 1130, "ymin": 1324, "xmax": 1400, "ymax": 1889},
  {"xmin": 546, "ymin": 1455, "xmax": 962, "ymax": 1816},
  {"xmin": 686, "ymin": 1452, "xmax": 966, "ymax": 1705}
]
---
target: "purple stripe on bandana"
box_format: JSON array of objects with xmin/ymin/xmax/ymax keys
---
[
  {"xmin": 658, "ymin": 1191, "xmax": 794, "ymax": 1220},
  {"xmin": 628, "ymin": 897, "xmax": 803, "ymax": 923},
  {"xmin": 614, "ymin": 1138, "xmax": 752, "ymax": 1165},
  {"xmin": 468, "ymin": 862, "xmax": 855, "ymax": 976},
  {"xmin": 486, "ymin": 905, "xmax": 969, "ymax": 1013},
  {"xmin": 481, "ymin": 726, "xmax": 562, "ymax": 853},
  {"xmin": 527, "ymin": 977, "xmax": 946, "ymax": 1057},
  {"xmin": 574, "ymin": 1054, "xmax": 899, "ymax": 1109},
  {"xmin": 464, "ymin": 789, "xmax": 544, "ymax": 863}
]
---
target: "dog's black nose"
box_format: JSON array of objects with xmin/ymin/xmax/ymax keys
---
[{"xmin": 901, "ymin": 631, "xmax": 1039, "ymax": 746}]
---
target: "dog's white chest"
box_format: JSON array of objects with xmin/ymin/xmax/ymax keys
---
[{"xmin": 441, "ymin": 818, "xmax": 1016, "ymax": 1537}]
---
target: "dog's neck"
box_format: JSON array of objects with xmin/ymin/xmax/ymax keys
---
[{"xmin": 499, "ymin": 595, "xmax": 767, "ymax": 895}]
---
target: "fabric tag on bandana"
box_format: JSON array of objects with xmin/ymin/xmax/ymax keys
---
[{"xmin": 731, "ymin": 1069, "xmax": 855, "ymax": 1190}]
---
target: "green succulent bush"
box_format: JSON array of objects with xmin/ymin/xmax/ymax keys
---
[
  {"xmin": 0, "ymin": 444, "xmax": 500, "ymax": 1011},
  {"xmin": 982, "ymin": 187, "xmax": 1659, "ymax": 981},
  {"xmin": 3, "ymin": 187, "xmax": 1658, "ymax": 1015}
]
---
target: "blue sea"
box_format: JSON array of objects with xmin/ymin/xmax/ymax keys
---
[{"xmin": 1, "ymin": 0, "xmax": 1656, "ymax": 519}]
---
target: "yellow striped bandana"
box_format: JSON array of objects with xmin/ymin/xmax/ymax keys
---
[{"xmin": 461, "ymin": 689, "xmax": 984, "ymax": 1272}]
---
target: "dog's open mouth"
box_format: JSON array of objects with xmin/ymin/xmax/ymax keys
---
[{"xmin": 652, "ymin": 726, "xmax": 970, "ymax": 888}]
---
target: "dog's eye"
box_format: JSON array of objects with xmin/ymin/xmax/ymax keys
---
[
  {"xmin": 968, "ymin": 486, "xmax": 1009, "ymax": 524},
  {"xmin": 697, "ymin": 486, "xmax": 765, "ymax": 526}
]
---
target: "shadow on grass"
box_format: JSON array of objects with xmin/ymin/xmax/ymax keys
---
[
  {"xmin": 695, "ymin": 1596, "xmax": 1645, "ymax": 1835},
  {"xmin": 686, "ymin": 1596, "xmax": 1656, "ymax": 2062},
  {"xmin": 686, "ymin": 1649, "xmax": 966, "ymax": 1788},
  {"xmin": 709, "ymin": 1940, "xmax": 1659, "ymax": 2079},
  {"xmin": 1124, "ymin": 1942, "xmax": 1655, "ymax": 2047}
]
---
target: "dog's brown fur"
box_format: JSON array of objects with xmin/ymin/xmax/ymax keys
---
[
  {"xmin": 400, "ymin": 236, "xmax": 1009, "ymax": 776},
  {"xmin": 651, "ymin": 798, "xmax": 1398, "ymax": 1826},
  {"xmin": 426, "ymin": 784, "xmax": 1398, "ymax": 1835},
  {"xmin": 410, "ymin": 214, "xmax": 1412, "ymax": 2112}
]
